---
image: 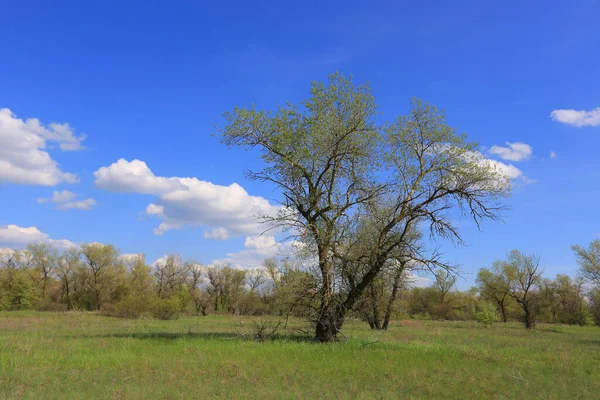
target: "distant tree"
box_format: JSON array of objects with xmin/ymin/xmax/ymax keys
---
[
  {"xmin": 124, "ymin": 254, "xmax": 154, "ymax": 299},
  {"xmin": 572, "ymin": 239, "xmax": 600, "ymax": 285},
  {"xmin": 206, "ymin": 265, "xmax": 247, "ymax": 313},
  {"xmin": 589, "ymin": 288, "xmax": 600, "ymax": 326},
  {"xmin": 154, "ymin": 254, "xmax": 187, "ymax": 299},
  {"xmin": 27, "ymin": 243, "xmax": 57, "ymax": 300},
  {"xmin": 504, "ymin": 250, "xmax": 544, "ymax": 329},
  {"xmin": 56, "ymin": 247, "xmax": 82, "ymax": 310},
  {"xmin": 247, "ymin": 268, "xmax": 268, "ymax": 294},
  {"xmin": 476, "ymin": 262, "xmax": 512, "ymax": 322},
  {"xmin": 552, "ymin": 274, "xmax": 591, "ymax": 326},
  {"xmin": 80, "ymin": 243, "xmax": 122, "ymax": 310},
  {"xmin": 434, "ymin": 269, "xmax": 456, "ymax": 306},
  {"xmin": 186, "ymin": 261, "xmax": 203, "ymax": 292}
]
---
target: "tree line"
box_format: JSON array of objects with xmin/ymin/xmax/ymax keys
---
[{"xmin": 1, "ymin": 240, "xmax": 598, "ymax": 330}]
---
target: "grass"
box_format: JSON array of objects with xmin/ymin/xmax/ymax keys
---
[{"xmin": 1, "ymin": 312, "xmax": 599, "ymax": 399}]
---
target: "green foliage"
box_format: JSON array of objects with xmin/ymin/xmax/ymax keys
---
[
  {"xmin": 572, "ymin": 239, "xmax": 600, "ymax": 285},
  {"xmin": 151, "ymin": 298, "xmax": 181, "ymax": 320},
  {"xmin": 476, "ymin": 301, "xmax": 501, "ymax": 325},
  {"xmin": 0, "ymin": 269, "xmax": 40, "ymax": 311},
  {"xmin": 113, "ymin": 296, "xmax": 151, "ymax": 319}
]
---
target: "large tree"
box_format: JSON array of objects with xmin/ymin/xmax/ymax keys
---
[{"xmin": 220, "ymin": 73, "xmax": 509, "ymax": 342}]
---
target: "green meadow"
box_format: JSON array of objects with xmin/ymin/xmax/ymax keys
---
[{"xmin": 1, "ymin": 312, "xmax": 599, "ymax": 399}]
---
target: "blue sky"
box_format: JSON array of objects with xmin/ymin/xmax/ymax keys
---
[{"xmin": 1, "ymin": 0, "xmax": 599, "ymax": 288}]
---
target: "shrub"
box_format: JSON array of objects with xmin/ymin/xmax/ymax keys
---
[
  {"xmin": 152, "ymin": 298, "xmax": 181, "ymax": 320},
  {"xmin": 114, "ymin": 296, "xmax": 150, "ymax": 319},
  {"xmin": 476, "ymin": 301, "xmax": 501, "ymax": 325}
]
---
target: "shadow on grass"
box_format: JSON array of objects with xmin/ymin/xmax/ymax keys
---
[{"xmin": 80, "ymin": 331, "xmax": 316, "ymax": 343}]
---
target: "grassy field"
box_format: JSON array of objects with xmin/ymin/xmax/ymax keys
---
[{"xmin": 1, "ymin": 312, "xmax": 599, "ymax": 399}]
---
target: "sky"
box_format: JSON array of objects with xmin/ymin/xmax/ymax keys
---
[{"xmin": 1, "ymin": 0, "xmax": 599, "ymax": 288}]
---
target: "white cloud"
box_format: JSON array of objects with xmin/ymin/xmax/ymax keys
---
[
  {"xmin": 406, "ymin": 273, "xmax": 432, "ymax": 288},
  {"xmin": 204, "ymin": 227, "xmax": 230, "ymax": 240},
  {"xmin": 551, "ymin": 107, "xmax": 600, "ymax": 127},
  {"xmin": 0, "ymin": 224, "xmax": 76, "ymax": 250},
  {"xmin": 58, "ymin": 198, "xmax": 96, "ymax": 210},
  {"xmin": 52, "ymin": 190, "xmax": 77, "ymax": 203},
  {"xmin": 463, "ymin": 149, "xmax": 529, "ymax": 186},
  {"xmin": 550, "ymin": 151, "xmax": 557, "ymax": 158},
  {"xmin": 37, "ymin": 190, "xmax": 96, "ymax": 211},
  {"xmin": 0, "ymin": 108, "xmax": 85, "ymax": 186},
  {"xmin": 94, "ymin": 159, "xmax": 280, "ymax": 238},
  {"xmin": 485, "ymin": 158, "xmax": 524, "ymax": 180},
  {"xmin": 212, "ymin": 235, "xmax": 282, "ymax": 269},
  {"xmin": 488, "ymin": 142, "xmax": 532, "ymax": 162}
]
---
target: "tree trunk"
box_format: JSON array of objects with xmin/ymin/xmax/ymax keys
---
[
  {"xmin": 315, "ymin": 305, "xmax": 344, "ymax": 342},
  {"xmin": 500, "ymin": 304, "xmax": 507, "ymax": 323},
  {"xmin": 523, "ymin": 302, "xmax": 533, "ymax": 329},
  {"xmin": 382, "ymin": 271, "xmax": 403, "ymax": 330},
  {"xmin": 64, "ymin": 280, "xmax": 72, "ymax": 310},
  {"xmin": 314, "ymin": 245, "xmax": 344, "ymax": 342},
  {"xmin": 498, "ymin": 298, "xmax": 507, "ymax": 323},
  {"xmin": 369, "ymin": 282, "xmax": 382, "ymax": 330}
]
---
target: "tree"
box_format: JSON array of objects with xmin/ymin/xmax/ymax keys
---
[
  {"xmin": 504, "ymin": 250, "xmax": 543, "ymax": 329},
  {"xmin": 56, "ymin": 247, "xmax": 81, "ymax": 310},
  {"xmin": 206, "ymin": 265, "xmax": 247, "ymax": 313},
  {"xmin": 247, "ymin": 268, "xmax": 268, "ymax": 293},
  {"xmin": 80, "ymin": 243, "xmax": 122, "ymax": 310},
  {"xmin": 552, "ymin": 274, "xmax": 590, "ymax": 326},
  {"xmin": 434, "ymin": 269, "xmax": 456, "ymax": 306},
  {"xmin": 572, "ymin": 239, "xmax": 600, "ymax": 285},
  {"xmin": 477, "ymin": 262, "xmax": 512, "ymax": 323},
  {"xmin": 186, "ymin": 261, "xmax": 204, "ymax": 293},
  {"xmin": 27, "ymin": 243, "xmax": 57, "ymax": 300},
  {"xmin": 154, "ymin": 254, "xmax": 187, "ymax": 299},
  {"xmin": 589, "ymin": 288, "xmax": 600, "ymax": 326},
  {"xmin": 220, "ymin": 73, "xmax": 508, "ymax": 341}
]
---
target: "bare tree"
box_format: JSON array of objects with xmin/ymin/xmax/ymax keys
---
[
  {"xmin": 154, "ymin": 254, "xmax": 186, "ymax": 299},
  {"xmin": 247, "ymin": 268, "xmax": 268, "ymax": 294},
  {"xmin": 186, "ymin": 261, "xmax": 204, "ymax": 292}
]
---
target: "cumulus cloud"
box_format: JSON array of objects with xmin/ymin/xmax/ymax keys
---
[
  {"xmin": 0, "ymin": 108, "xmax": 85, "ymax": 186},
  {"xmin": 212, "ymin": 235, "xmax": 295, "ymax": 269},
  {"xmin": 551, "ymin": 107, "xmax": 600, "ymax": 127},
  {"xmin": 0, "ymin": 224, "xmax": 75, "ymax": 250},
  {"xmin": 462, "ymin": 149, "xmax": 528, "ymax": 186},
  {"xmin": 37, "ymin": 190, "xmax": 96, "ymax": 211},
  {"xmin": 94, "ymin": 159, "xmax": 280, "ymax": 238},
  {"xmin": 488, "ymin": 142, "xmax": 532, "ymax": 162}
]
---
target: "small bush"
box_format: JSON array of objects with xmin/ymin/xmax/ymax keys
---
[
  {"xmin": 99, "ymin": 303, "xmax": 117, "ymax": 317},
  {"xmin": 411, "ymin": 312, "xmax": 431, "ymax": 320},
  {"xmin": 476, "ymin": 302, "xmax": 501, "ymax": 325},
  {"xmin": 114, "ymin": 296, "xmax": 150, "ymax": 319},
  {"xmin": 152, "ymin": 298, "xmax": 181, "ymax": 320}
]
